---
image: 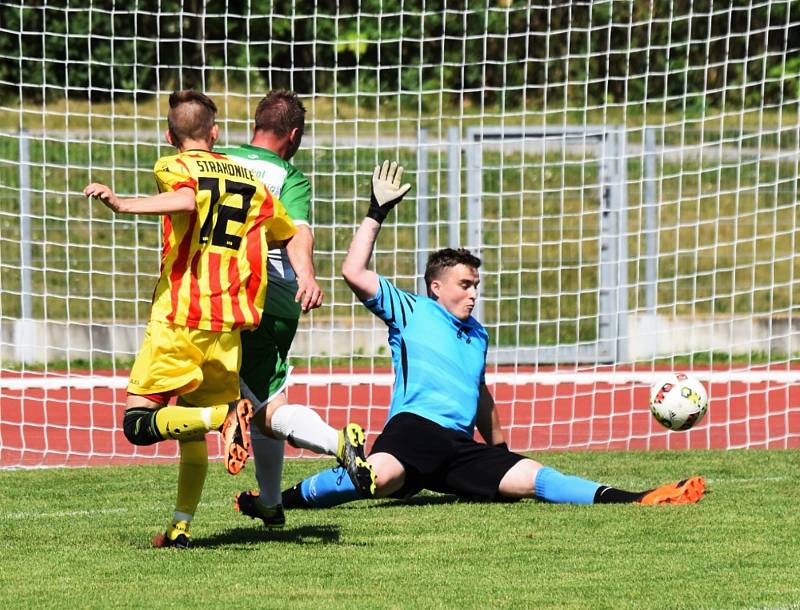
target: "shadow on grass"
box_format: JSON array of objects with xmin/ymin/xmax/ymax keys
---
[
  {"xmin": 372, "ymin": 494, "xmax": 461, "ymax": 508},
  {"xmin": 195, "ymin": 524, "xmax": 341, "ymax": 548},
  {"xmin": 280, "ymin": 493, "xmax": 462, "ymax": 511},
  {"xmin": 371, "ymin": 493, "xmax": 523, "ymax": 508}
]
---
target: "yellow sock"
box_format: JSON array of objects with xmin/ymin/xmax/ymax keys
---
[
  {"xmin": 155, "ymin": 404, "xmax": 228, "ymax": 440},
  {"xmin": 174, "ymin": 437, "xmax": 209, "ymax": 520},
  {"xmin": 207, "ymin": 404, "xmax": 229, "ymax": 430}
]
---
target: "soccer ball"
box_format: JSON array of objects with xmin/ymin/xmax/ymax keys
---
[{"xmin": 649, "ymin": 373, "xmax": 709, "ymax": 431}]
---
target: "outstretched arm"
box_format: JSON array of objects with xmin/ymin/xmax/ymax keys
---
[
  {"xmin": 84, "ymin": 183, "xmax": 195, "ymax": 215},
  {"xmin": 342, "ymin": 160, "xmax": 411, "ymax": 301},
  {"xmin": 475, "ymin": 383, "xmax": 506, "ymax": 446},
  {"xmin": 341, "ymin": 217, "xmax": 382, "ymax": 301}
]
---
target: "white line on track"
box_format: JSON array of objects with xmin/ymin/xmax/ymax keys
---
[
  {"xmin": 4, "ymin": 507, "xmax": 129, "ymax": 519},
  {"xmin": 2, "ymin": 499, "xmax": 231, "ymax": 521},
  {"xmin": 3, "ymin": 370, "xmax": 800, "ymax": 390}
]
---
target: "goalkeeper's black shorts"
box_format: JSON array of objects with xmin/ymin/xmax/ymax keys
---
[{"xmin": 369, "ymin": 412, "xmax": 525, "ymax": 502}]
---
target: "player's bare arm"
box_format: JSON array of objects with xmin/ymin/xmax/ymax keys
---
[
  {"xmin": 284, "ymin": 223, "xmax": 324, "ymax": 312},
  {"xmin": 84, "ymin": 183, "xmax": 196, "ymax": 215},
  {"xmin": 342, "ymin": 160, "xmax": 411, "ymax": 301},
  {"xmin": 475, "ymin": 383, "xmax": 506, "ymax": 446}
]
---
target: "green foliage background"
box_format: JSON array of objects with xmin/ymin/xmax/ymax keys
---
[
  {"xmin": 2, "ymin": 1, "xmax": 798, "ymax": 113},
  {"xmin": 1, "ymin": 1, "xmax": 799, "ymax": 360}
]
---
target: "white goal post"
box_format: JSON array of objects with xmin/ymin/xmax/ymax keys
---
[{"xmin": 1, "ymin": 2, "xmax": 799, "ymax": 466}]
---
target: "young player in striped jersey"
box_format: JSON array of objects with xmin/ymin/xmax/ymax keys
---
[
  {"xmin": 215, "ymin": 91, "xmax": 375, "ymax": 529},
  {"xmin": 281, "ymin": 161, "xmax": 706, "ymax": 509},
  {"xmin": 84, "ymin": 90, "xmax": 297, "ymax": 548}
]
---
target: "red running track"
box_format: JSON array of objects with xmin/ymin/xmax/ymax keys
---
[{"xmin": 1, "ymin": 370, "xmax": 799, "ymax": 467}]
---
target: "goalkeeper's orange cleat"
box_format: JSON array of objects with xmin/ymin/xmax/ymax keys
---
[
  {"xmin": 221, "ymin": 399, "xmax": 253, "ymax": 475},
  {"xmin": 639, "ymin": 476, "xmax": 705, "ymax": 505}
]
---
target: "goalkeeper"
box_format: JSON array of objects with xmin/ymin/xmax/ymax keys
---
[
  {"xmin": 281, "ymin": 160, "xmax": 707, "ymax": 509},
  {"xmin": 215, "ymin": 90, "xmax": 375, "ymax": 529}
]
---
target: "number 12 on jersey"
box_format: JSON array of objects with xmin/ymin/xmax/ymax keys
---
[{"xmin": 197, "ymin": 176, "xmax": 255, "ymax": 250}]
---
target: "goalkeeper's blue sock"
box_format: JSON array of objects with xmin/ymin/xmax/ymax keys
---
[
  {"xmin": 283, "ymin": 467, "xmax": 363, "ymax": 508},
  {"xmin": 534, "ymin": 466, "xmax": 602, "ymax": 505}
]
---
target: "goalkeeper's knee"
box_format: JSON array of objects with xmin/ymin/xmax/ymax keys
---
[{"xmin": 122, "ymin": 408, "xmax": 164, "ymax": 446}]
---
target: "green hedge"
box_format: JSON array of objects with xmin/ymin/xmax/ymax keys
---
[{"xmin": 2, "ymin": 1, "xmax": 798, "ymax": 110}]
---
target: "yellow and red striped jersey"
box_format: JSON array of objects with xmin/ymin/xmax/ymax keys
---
[{"xmin": 149, "ymin": 150, "xmax": 296, "ymax": 331}]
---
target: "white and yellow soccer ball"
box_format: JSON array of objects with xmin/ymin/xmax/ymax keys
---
[{"xmin": 649, "ymin": 373, "xmax": 709, "ymax": 431}]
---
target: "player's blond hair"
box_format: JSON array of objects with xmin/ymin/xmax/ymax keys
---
[{"xmin": 167, "ymin": 90, "xmax": 218, "ymax": 147}]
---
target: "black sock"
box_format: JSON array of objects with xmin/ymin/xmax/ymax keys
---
[
  {"xmin": 281, "ymin": 483, "xmax": 310, "ymax": 509},
  {"xmin": 593, "ymin": 486, "xmax": 647, "ymax": 504}
]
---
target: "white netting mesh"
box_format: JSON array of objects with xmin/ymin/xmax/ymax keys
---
[{"xmin": 1, "ymin": 2, "xmax": 798, "ymax": 466}]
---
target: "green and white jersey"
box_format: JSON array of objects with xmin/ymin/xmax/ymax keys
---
[{"xmin": 216, "ymin": 144, "xmax": 311, "ymax": 319}]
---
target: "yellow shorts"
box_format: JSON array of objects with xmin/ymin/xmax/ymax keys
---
[{"xmin": 128, "ymin": 320, "xmax": 241, "ymax": 408}]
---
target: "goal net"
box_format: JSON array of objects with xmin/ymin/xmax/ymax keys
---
[{"xmin": 1, "ymin": 2, "xmax": 799, "ymax": 466}]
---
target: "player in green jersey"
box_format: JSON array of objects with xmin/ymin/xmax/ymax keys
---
[{"xmin": 216, "ymin": 91, "xmax": 375, "ymax": 528}]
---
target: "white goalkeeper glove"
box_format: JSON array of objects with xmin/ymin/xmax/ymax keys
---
[{"xmin": 367, "ymin": 160, "xmax": 412, "ymax": 224}]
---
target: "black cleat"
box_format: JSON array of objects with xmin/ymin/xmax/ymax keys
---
[
  {"xmin": 336, "ymin": 423, "xmax": 377, "ymax": 497},
  {"xmin": 235, "ymin": 490, "xmax": 286, "ymax": 528},
  {"xmin": 151, "ymin": 520, "xmax": 190, "ymax": 549}
]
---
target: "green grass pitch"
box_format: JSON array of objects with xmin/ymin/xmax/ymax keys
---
[{"xmin": 1, "ymin": 449, "xmax": 799, "ymax": 609}]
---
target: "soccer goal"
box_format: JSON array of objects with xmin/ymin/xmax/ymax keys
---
[
  {"xmin": 1, "ymin": 2, "xmax": 799, "ymax": 466},
  {"xmin": 415, "ymin": 124, "xmax": 630, "ymax": 365}
]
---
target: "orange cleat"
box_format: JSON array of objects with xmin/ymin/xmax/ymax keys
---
[
  {"xmin": 639, "ymin": 476, "xmax": 705, "ymax": 505},
  {"xmin": 221, "ymin": 398, "xmax": 253, "ymax": 475}
]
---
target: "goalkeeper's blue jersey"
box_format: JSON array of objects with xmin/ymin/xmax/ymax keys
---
[{"xmin": 363, "ymin": 275, "xmax": 488, "ymax": 435}]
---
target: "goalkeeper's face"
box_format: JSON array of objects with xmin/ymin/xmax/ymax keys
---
[{"xmin": 430, "ymin": 264, "xmax": 479, "ymax": 321}]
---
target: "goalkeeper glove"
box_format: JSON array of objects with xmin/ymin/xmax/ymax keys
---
[{"xmin": 367, "ymin": 160, "xmax": 412, "ymax": 224}]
